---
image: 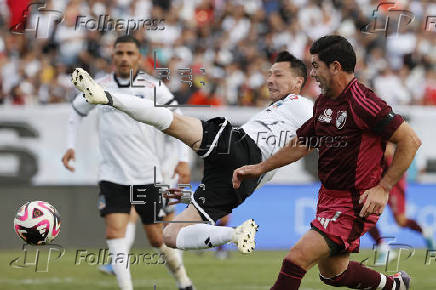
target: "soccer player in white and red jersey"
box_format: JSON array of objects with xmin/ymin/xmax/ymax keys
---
[{"xmin": 233, "ymin": 35, "xmax": 420, "ymax": 290}]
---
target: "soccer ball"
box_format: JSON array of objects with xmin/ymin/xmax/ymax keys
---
[{"xmin": 14, "ymin": 201, "xmax": 61, "ymax": 245}]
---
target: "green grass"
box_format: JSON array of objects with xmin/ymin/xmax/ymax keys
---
[{"xmin": 0, "ymin": 248, "xmax": 434, "ymax": 289}]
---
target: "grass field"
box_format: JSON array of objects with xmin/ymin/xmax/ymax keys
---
[{"xmin": 1, "ymin": 248, "xmax": 434, "ymax": 289}]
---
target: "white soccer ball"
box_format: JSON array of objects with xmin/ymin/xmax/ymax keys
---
[{"xmin": 14, "ymin": 201, "xmax": 61, "ymax": 245}]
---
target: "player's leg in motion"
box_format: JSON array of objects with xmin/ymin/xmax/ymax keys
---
[
  {"xmin": 143, "ymin": 223, "xmax": 193, "ymax": 290},
  {"xmin": 99, "ymin": 207, "xmax": 137, "ymax": 276},
  {"xmin": 72, "ymin": 68, "xmax": 257, "ymax": 253},
  {"xmin": 105, "ymin": 213, "xmax": 133, "ymax": 290},
  {"xmin": 270, "ymin": 229, "xmax": 410, "ymax": 290},
  {"xmin": 393, "ymin": 212, "xmax": 435, "ymax": 250},
  {"xmin": 215, "ymin": 214, "xmax": 231, "ymax": 259},
  {"xmin": 389, "ymin": 183, "xmax": 435, "ymax": 250},
  {"xmin": 72, "ymin": 68, "xmax": 203, "ymax": 151},
  {"xmin": 367, "ymin": 226, "xmax": 397, "ymax": 266}
]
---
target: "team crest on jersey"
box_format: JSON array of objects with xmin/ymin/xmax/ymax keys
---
[
  {"xmin": 318, "ymin": 108, "xmax": 333, "ymax": 123},
  {"xmin": 336, "ymin": 111, "xmax": 347, "ymax": 129}
]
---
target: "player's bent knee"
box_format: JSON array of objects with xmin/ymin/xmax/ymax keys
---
[
  {"xmin": 149, "ymin": 238, "xmax": 163, "ymax": 248},
  {"xmin": 105, "ymin": 227, "xmax": 125, "ymax": 239},
  {"xmin": 286, "ymin": 247, "xmax": 308, "ymax": 269},
  {"xmin": 147, "ymin": 229, "xmax": 164, "ymax": 247},
  {"xmin": 163, "ymin": 224, "xmax": 179, "ymax": 248}
]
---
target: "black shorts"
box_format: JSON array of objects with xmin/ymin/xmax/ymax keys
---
[
  {"xmin": 192, "ymin": 117, "xmax": 262, "ymax": 223},
  {"xmin": 98, "ymin": 181, "xmax": 164, "ymax": 225}
]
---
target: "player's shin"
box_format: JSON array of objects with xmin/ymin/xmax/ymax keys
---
[
  {"xmin": 155, "ymin": 244, "xmax": 192, "ymax": 288},
  {"xmin": 320, "ymin": 261, "xmax": 409, "ymax": 290},
  {"xmin": 175, "ymin": 224, "xmax": 235, "ymax": 250},
  {"xmin": 125, "ymin": 222, "xmax": 136, "ymax": 250},
  {"xmin": 271, "ymin": 258, "xmax": 307, "ymax": 290},
  {"xmin": 107, "ymin": 238, "xmax": 133, "ymax": 290},
  {"xmin": 106, "ymin": 91, "xmax": 174, "ymax": 131}
]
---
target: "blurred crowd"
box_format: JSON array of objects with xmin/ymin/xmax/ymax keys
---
[{"xmin": 0, "ymin": 0, "xmax": 435, "ymax": 107}]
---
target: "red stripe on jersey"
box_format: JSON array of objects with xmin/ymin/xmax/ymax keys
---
[
  {"xmin": 350, "ymin": 86, "xmax": 377, "ymax": 117},
  {"xmin": 345, "ymin": 78, "xmax": 358, "ymax": 92},
  {"xmin": 354, "ymin": 83, "xmax": 381, "ymax": 111},
  {"xmin": 348, "ymin": 98, "xmax": 368, "ymax": 129}
]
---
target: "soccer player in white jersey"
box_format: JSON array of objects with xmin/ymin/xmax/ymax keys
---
[
  {"xmin": 62, "ymin": 36, "xmax": 193, "ymax": 290},
  {"xmin": 71, "ymin": 51, "xmax": 313, "ymax": 255}
]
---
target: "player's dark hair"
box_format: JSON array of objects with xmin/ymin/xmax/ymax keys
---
[
  {"xmin": 274, "ymin": 51, "xmax": 308, "ymax": 88},
  {"xmin": 310, "ymin": 35, "xmax": 356, "ymax": 72},
  {"xmin": 114, "ymin": 35, "xmax": 140, "ymax": 48}
]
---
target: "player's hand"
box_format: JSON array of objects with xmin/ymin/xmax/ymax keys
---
[
  {"xmin": 359, "ymin": 185, "xmax": 389, "ymax": 218},
  {"xmin": 61, "ymin": 148, "xmax": 76, "ymax": 172},
  {"xmin": 162, "ymin": 188, "xmax": 191, "ymax": 205},
  {"xmin": 174, "ymin": 161, "xmax": 191, "ymax": 184},
  {"xmin": 232, "ymin": 164, "xmax": 263, "ymax": 189}
]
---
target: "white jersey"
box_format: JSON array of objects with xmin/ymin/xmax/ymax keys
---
[
  {"xmin": 68, "ymin": 71, "xmax": 189, "ymax": 185},
  {"xmin": 241, "ymin": 94, "xmax": 313, "ymax": 186}
]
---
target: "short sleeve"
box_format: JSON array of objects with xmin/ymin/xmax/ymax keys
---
[
  {"xmin": 349, "ymin": 84, "xmax": 404, "ymax": 140},
  {"xmin": 71, "ymin": 93, "xmax": 96, "ymax": 116},
  {"xmin": 296, "ymin": 116, "xmax": 315, "ymax": 139},
  {"xmin": 296, "ymin": 97, "xmax": 317, "ymax": 139}
]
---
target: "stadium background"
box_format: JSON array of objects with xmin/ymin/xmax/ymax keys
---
[{"xmin": 0, "ymin": 0, "xmax": 436, "ymax": 289}]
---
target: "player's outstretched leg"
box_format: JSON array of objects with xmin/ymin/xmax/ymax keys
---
[
  {"xmin": 163, "ymin": 205, "xmax": 258, "ymax": 254},
  {"xmin": 318, "ymin": 253, "xmax": 410, "ymax": 290},
  {"xmin": 270, "ymin": 230, "xmax": 411, "ymax": 290},
  {"xmin": 72, "ymin": 68, "xmax": 203, "ymax": 151},
  {"xmin": 394, "ymin": 213, "xmax": 435, "ymax": 250}
]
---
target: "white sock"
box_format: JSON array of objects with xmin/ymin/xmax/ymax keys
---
[
  {"xmin": 377, "ymin": 274, "xmax": 387, "ymax": 289},
  {"xmin": 124, "ymin": 222, "xmax": 136, "ymax": 251},
  {"xmin": 107, "ymin": 238, "xmax": 133, "ymax": 290},
  {"xmin": 109, "ymin": 92, "xmax": 173, "ymax": 130},
  {"xmin": 175, "ymin": 224, "xmax": 235, "ymax": 250},
  {"xmin": 155, "ymin": 245, "xmax": 192, "ymax": 288}
]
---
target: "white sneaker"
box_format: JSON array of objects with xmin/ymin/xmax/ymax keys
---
[
  {"xmin": 391, "ymin": 271, "xmax": 411, "ymax": 290},
  {"xmin": 232, "ymin": 219, "xmax": 258, "ymax": 254},
  {"xmin": 71, "ymin": 68, "xmax": 109, "ymax": 105}
]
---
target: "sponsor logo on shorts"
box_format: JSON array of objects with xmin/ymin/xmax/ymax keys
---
[{"xmin": 317, "ymin": 211, "xmax": 342, "ymax": 229}]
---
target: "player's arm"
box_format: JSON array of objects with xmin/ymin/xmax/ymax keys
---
[
  {"xmin": 380, "ymin": 122, "xmax": 421, "ymax": 191},
  {"xmin": 232, "ymin": 136, "xmax": 313, "ymax": 189},
  {"xmin": 351, "ymin": 88, "xmax": 421, "ymax": 217},
  {"xmin": 61, "ymin": 94, "xmax": 95, "ymax": 172}
]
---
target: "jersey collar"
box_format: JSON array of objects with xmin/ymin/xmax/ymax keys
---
[{"xmin": 113, "ymin": 70, "xmax": 143, "ymax": 88}]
